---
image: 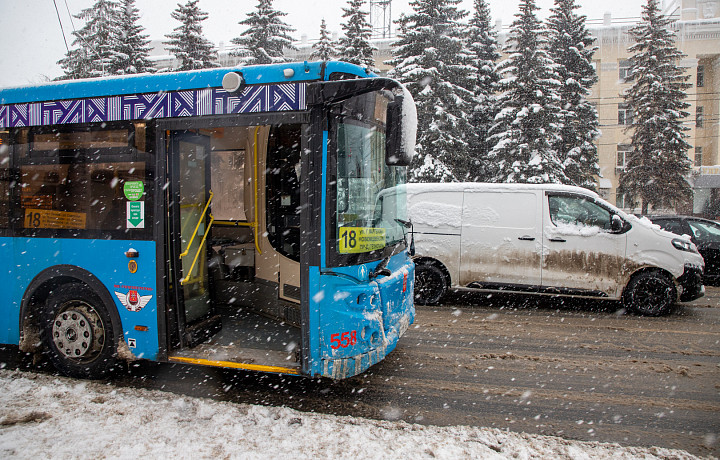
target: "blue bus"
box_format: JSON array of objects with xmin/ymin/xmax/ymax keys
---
[{"xmin": 0, "ymin": 61, "xmax": 416, "ymax": 379}]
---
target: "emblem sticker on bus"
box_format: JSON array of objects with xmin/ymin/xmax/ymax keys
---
[
  {"xmin": 115, "ymin": 289, "xmax": 153, "ymax": 312},
  {"xmin": 338, "ymin": 227, "xmax": 386, "ymax": 254}
]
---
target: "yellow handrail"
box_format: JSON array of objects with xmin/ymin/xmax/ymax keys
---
[
  {"xmin": 179, "ymin": 191, "xmax": 214, "ymax": 259},
  {"xmin": 181, "ymin": 213, "xmax": 215, "ymax": 286}
]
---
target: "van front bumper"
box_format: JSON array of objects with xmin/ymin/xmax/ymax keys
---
[{"xmin": 678, "ymin": 264, "xmax": 704, "ymax": 302}]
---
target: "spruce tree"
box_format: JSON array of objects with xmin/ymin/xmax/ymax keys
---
[
  {"xmin": 337, "ymin": 0, "xmax": 377, "ymax": 70},
  {"xmin": 547, "ymin": 0, "xmax": 600, "ymax": 190},
  {"xmin": 618, "ymin": 0, "xmax": 692, "ymax": 214},
  {"xmin": 57, "ymin": 0, "xmax": 119, "ymax": 80},
  {"xmin": 488, "ymin": 0, "xmax": 566, "ymax": 184},
  {"xmin": 466, "ymin": 0, "xmax": 501, "ymax": 181},
  {"xmin": 164, "ymin": 0, "xmax": 218, "ymax": 71},
  {"xmin": 231, "ymin": 0, "xmax": 296, "ymax": 65},
  {"xmin": 388, "ymin": 0, "xmax": 477, "ymax": 183},
  {"xmin": 311, "ymin": 19, "xmax": 338, "ymax": 61},
  {"xmin": 111, "ymin": 0, "xmax": 154, "ymax": 75}
]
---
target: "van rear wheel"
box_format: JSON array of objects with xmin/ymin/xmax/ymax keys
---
[
  {"xmin": 414, "ymin": 263, "xmax": 446, "ymax": 306},
  {"xmin": 623, "ymin": 271, "xmax": 675, "ymax": 316}
]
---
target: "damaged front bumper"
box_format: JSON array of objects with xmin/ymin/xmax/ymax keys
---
[
  {"xmin": 678, "ymin": 264, "xmax": 704, "ymax": 302},
  {"xmin": 320, "ymin": 308, "xmax": 412, "ymax": 380}
]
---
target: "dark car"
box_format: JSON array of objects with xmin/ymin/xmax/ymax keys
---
[{"xmin": 649, "ymin": 215, "xmax": 720, "ymax": 285}]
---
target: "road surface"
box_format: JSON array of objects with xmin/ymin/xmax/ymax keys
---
[{"xmin": 4, "ymin": 288, "xmax": 719, "ymax": 457}]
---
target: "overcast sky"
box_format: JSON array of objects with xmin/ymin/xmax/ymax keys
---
[{"xmin": 0, "ymin": 0, "xmax": 645, "ymax": 88}]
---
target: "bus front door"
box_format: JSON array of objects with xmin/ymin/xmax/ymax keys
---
[{"xmin": 168, "ymin": 130, "xmax": 220, "ymax": 347}]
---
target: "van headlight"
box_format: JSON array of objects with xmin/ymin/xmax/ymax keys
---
[{"xmin": 672, "ymin": 238, "xmax": 697, "ymax": 253}]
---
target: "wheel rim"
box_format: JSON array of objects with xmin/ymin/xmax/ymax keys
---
[
  {"xmin": 416, "ymin": 267, "xmax": 443, "ymax": 303},
  {"xmin": 51, "ymin": 301, "xmax": 106, "ymax": 362},
  {"xmin": 632, "ymin": 277, "xmax": 671, "ymax": 314}
]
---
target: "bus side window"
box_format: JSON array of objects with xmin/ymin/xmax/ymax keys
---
[{"xmin": 266, "ymin": 125, "xmax": 301, "ymax": 262}]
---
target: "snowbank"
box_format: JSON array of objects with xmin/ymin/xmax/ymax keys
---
[{"xmin": 0, "ymin": 370, "xmax": 703, "ymax": 459}]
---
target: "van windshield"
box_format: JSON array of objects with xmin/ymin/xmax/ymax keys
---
[{"xmin": 332, "ymin": 90, "xmax": 408, "ymax": 262}]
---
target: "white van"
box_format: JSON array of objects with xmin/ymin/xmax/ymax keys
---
[{"xmin": 406, "ymin": 183, "xmax": 705, "ymax": 315}]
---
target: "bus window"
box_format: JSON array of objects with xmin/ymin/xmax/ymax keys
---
[
  {"xmin": 21, "ymin": 162, "xmax": 146, "ymax": 231},
  {"xmin": 210, "ymin": 149, "xmax": 246, "ymax": 221},
  {"xmin": 266, "ymin": 124, "xmax": 301, "ymax": 261},
  {"xmin": 16, "ymin": 124, "xmax": 150, "ymax": 235},
  {"xmin": 30, "ymin": 125, "xmax": 147, "ymax": 153}
]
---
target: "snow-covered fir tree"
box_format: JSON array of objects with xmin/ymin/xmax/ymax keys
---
[
  {"xmin": 164, "ymin": 0, "xmax": 218, "ymax": 71},
  {"xmin": 547, "ymin": 0, "xmax": 600, "ymax": 190},
  {"xmin": 466, "ymin": 0, "xmax": 501, "ymax": 181},
  {"xmin": 618, "ymin": 0, "xmax": 692, "ymax": 214},
  {"xmin": 57, "ymin": 0, "xmax": 119, "ymax": 80},
  {"xmin": 231, "ymin": 0, "xmax": 296, "ymax": 65},
  {"xmin": 488, "ymin": 0, "xmax": 567, "ymax": 184},
  {"xmin": 337, "ymin": 0, "xmax": 377, "ymax": 71},
  {"xmin": 387, "ymin": 0, "xmax": 477, "ymax": 183},
  {"xmin": 311, "ymin": 19, "xmax": 338, "ymax": 61},
  {"xmin": 111, "ymin": 0, "xmax": 154, "ymax": 75}
]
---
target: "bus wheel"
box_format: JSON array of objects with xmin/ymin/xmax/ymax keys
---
[
  {"xmin": 42, "ymin": 283, "xmax": 119, "ymax": 379},
  {"xmin": 623, "ymin": 271, "xmax": 675, "ymax": 316},
  {"xmin": 414, "ymin": 263, "xmax": 446, "ymax": 306}
]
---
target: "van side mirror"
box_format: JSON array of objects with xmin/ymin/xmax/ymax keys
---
[{"xmin": 611, "ymin": 214, "xmax": 624, "ymax": 233}]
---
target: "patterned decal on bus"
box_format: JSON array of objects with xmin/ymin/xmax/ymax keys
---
[{"xmin": 0, "ymin": 82, "xmax": 306, "ymax": 128}]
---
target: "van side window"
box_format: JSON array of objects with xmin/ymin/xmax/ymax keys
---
[{"xmin": 548, "ymin": 195, "xmax": 613, "ymax": 230}]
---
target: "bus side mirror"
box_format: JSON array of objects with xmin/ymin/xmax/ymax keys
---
[{"xmin": 385, "ymin": 90, "xmax": 416, "ymax": 166}]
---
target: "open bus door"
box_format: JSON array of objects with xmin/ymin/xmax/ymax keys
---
[
  {"xmin": 162, "ymin": 124, "xmax": 303, "ymax": 375},
  {"xmin": 167, "ymin": 130, "xmax": 221, "ymax": 347}
]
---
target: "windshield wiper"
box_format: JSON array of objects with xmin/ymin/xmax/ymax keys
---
[{"xmin": 370, "ymin": 255, "xmax": 392, "ymax": 279}]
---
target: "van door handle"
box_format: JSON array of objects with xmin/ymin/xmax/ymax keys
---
[
  {"xmin": 518, "ymin": 236, "xmax": 535, "ymax": 241},
  {"xmin": 549, "ymin": 237, "xmax": 567, "ymax": 243}
]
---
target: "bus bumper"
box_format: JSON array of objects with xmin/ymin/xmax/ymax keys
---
[{"xmin": 320, "ymin": 307, "xmax": 412, "ymax": 380}]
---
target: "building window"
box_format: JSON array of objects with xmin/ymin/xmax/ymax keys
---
[
  {"xmin": 695, "ymin": 146, "xmax": 703, "ymax": 167},
  {"xmin": 619, "ymin": 60, "xmax": 631, "ymax": 82},
  {"xmin": 616, "ymin": 193, "xmax": 628, "ymax": 209},
  {"xmin": 617, "ymin": 144, "xmax": 631, "ymax": 170},
  {"xmin": 696, "ymin": 106, "xmax": 704, "ymax": 128},
  {"xmin": 618, "ymin": 103, "xmax": 633, "ymax": 126},
  {"xmin": 697, "ymin": 65, "xmax": 704, "ymax": 88}
]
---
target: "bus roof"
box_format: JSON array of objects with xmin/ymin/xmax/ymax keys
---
[{"xmin": 0, "ymin": 61, "xmax": 371, "ymax": 105}]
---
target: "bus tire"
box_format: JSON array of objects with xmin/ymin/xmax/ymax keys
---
[
  {"xmin": 42, "ymin": 283, "xmax": 120, "ymax": 379},
  {"xmin": 414, "ymin": 262, "xmax": 446, "ymax": 306},
  {"xmin": 622, "ymin": 271, "xmax": 675, "ymax": 316}
]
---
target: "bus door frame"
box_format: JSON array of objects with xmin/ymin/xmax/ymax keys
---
[
  {"xmin": 167, "ymin": 129, "xmax": 214, "ymax": 347},
  {"xmin": 155, "ymin": 113, "xmax": 314, "ymax": 365}
]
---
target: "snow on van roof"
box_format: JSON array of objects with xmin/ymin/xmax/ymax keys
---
[{"xmin": 403, "ymin": 182, "xmax": 601, "ymax": 198}]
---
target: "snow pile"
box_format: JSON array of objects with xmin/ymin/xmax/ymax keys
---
[{"xmin": 0, "ymin": 370, "xmax": 703, "ymax": 459}]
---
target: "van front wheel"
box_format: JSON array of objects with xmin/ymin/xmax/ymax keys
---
[
  {"xmin": 623, "ymin": 271, "xmax": 676, "ymax": 316},
  {"xmin": 414, "ymin": 263, "xmax": 446, "ymax": 306}
]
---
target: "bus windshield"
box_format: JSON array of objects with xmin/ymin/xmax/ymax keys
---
[{"xmin": 334, "ymin": 90, "xmax": 408, "ymax": 262}]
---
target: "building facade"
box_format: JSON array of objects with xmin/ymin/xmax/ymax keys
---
[{"xmin": 591, "ymin": 0, "xmax": 720, "ymax": 215}]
